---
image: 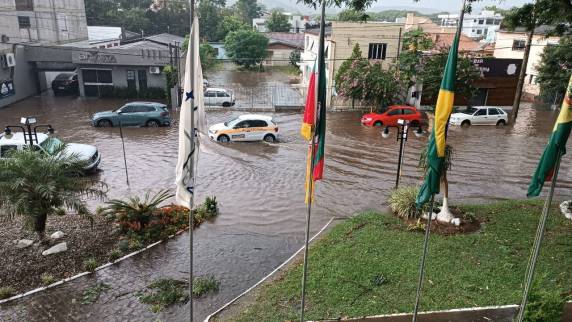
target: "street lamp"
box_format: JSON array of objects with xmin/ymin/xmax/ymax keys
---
[
  {"xmin": 381, "ymin": 118, "xmax": 424, "ymax": 189},
  {"xmin": 4, "ymin": 117, "xmax": 54, "ymax": 147}
]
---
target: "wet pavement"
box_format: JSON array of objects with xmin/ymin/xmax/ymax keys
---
[{"xmin": 1, "ymin": 94, "xmax": 572, "ymax": 321}]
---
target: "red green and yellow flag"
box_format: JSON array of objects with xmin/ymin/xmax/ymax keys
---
[
  {"xmin": 416, "ymin": 34, "xmax": 460, "ymax": 206},
  {"xmin": 304, "ymin": 54, "xmax": 327, "ymax": 203},
  {"xmin": 527, "ymin": 75, "xmax": 572, "ymax": 197},
  {"xmin": 301, "ymin": 63, "xmax": 317, "ymax": 141}
]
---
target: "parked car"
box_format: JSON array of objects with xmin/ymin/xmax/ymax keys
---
[
  {"xmin": 0, "ymin": 132, "xmax": 100, "ymax": 172},
  {"xmin": 51, "ymin": 72, "xmax": 79, "ymax": 96},
  {"xmin": 91, "ymin": 102, "xmax": 171, "ymax": 127},
  {"xmin": 204, "ymin": 88, "xmax": 235, "ymax": 107},
  {"xmin": 449, "ymin": 106, "xmax": 508, "ymax": 127},
  {"xmin": 361, "ymin": 105, "xmax": 426, "ymax": 127},
  {"xmin": 208, "ymin": 114, "xmax": 278, "ymax": 143}
]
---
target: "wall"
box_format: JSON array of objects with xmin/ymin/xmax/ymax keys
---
[
  {"xmin": 0, "ymin": 45, "xmax": 39, "ymax": 108},
  {"xmin": 494, "ymin": 31, "xmax": 560, "ymax": 96},
  {"xmin": 265, "ymin": 44, "xmax": 296, "ymax": 66},
  {"xmin": 76, "ymin": 64, "xmax": 166, "ymax": 96}
]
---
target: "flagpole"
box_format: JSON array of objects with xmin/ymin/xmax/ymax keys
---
[
  {"xmin": 516, "ymin": 150, "xmax": 563, "ymax": 322},
  {"xmin": 412, "ymin": 194, "xmax": 435, "ymax": 322},
  {"xmin": 412, "ymin": 1, "xmax": 465, "ymax": 321},
  {"xmin": 188, "ymin": 0, "xmax": 195, "ymax": 320},
  {"xmin": 300, "ymin": 1, "xmax": 326, "ymax": 321}
]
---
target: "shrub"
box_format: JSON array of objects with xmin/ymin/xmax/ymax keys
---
[
  {"xmin": 83, "ymin": 258, "xmax": 98, "ymax": 272},
  {"xmin": 139, "ymin": 278, "xmax": 189, "ymax": 312},
  {"xmin": 81, "ymin": 282, "xmax": 110, "ymax": 305},
  {"xmin": 388, "ymin": 186, "xmax": 423, "ymax": 219},
  {"xmin": 0, "ymin": 286, "xmax": 16, "ymax": 300},
  {"xmin": 117, "ymin": 239, "xmax": 130, "ymax": 253},
  {"xmin": 193, "ymin": 275, "xmax": 220, "ymax": 297},
  {"xmin": 40, "ymin": 273, "xmax": 56, "ymax": 286},
  {"xmin": 109, "ymin": 249, "xmax": 122, "ymax": 261}
]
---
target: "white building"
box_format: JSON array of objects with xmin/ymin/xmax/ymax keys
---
[
  {"xmin": 493, "ymin": 25, "xmax": 560, "ymax": 98},
  {"xmin": 438, "ymin": 10, "xmax": 503, "ymax": 41},
  {"xmin": 253, "ymin": 12, "xmax": 309, "ymax": 33}
]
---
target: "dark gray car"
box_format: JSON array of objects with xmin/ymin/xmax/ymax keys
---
[{"xmin": 91, "ymin": 102, "xmax": 171, "ymax": 127}]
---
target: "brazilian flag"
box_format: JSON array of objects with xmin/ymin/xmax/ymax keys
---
[
  {"xmin": 416, "ymin": 34, "xmax": 460, "ymax": 207},
  {"xmin": 527, "ymin": 75, "xmax": 572, "ymax": 197}
]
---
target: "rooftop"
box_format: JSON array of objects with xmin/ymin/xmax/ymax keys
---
[
  {"xmin": 264, "ymin": 32, "xmax": 304, "ymax": 48},
  {"xmin": 499, "ymin": 25, "xmax": 557, "ymax": 35},
  {"xmin": 430, "ymin": 32, "xmax": 481, "ymax": 52},
  {"xmin": 305, "ymin": 25, "xmax": 332, "ymax": 36},
  {"xmin": 88, "ymin": 26, "xmax": 122, "ymax": 41}
]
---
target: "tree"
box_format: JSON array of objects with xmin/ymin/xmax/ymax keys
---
[
  {"xmin": 265, "ymin": 10, "xmax": 291, "ymax": 32},
  {"xmin": 536, "ymin": 36, "xmax": 572, "ymax": 103},
  {"xmin": 337, "ymin": 9, "xmax": 368, "ymax": 22},
  {"xmin": 234, "ymin": 0, "xmax": 262, "ymax": 25},
  {"xmin": 289, "ymin": 49, "xmax": 301, "ymax": 67},
  {"xmin": 397, "ymin": 28, "xmax": 434, "ymax": 105},
  {"xmin": 199, "ymin": 43, "xmax": 219, "ymax": 71},
  {"xmin": 225, "ymin": 29, "xmax": 268, "ymax": 69},
  {"xmin": 362, "ymin": 62, "xmax": 400, "ymax": 109},
  {"xmin": 221, "ymin": 15, "xmax": 250, "ymax": 39},
  {"xmin": 198, "ymin": 0, "xmax": 225, "ymax": 41},
  {"xmin": 335, "ymin": 44, "xmax": 368, "ymax": 108},
  {"xmin": 503, "ymin": 0, "xmax": 569, "ymax": 122},
  {"xmin": 402, "ymin": 28, "xmax": 434, "ymax": 52},
  {"xmin": 482, "ymin": 5, "xmax": 509, "ymax": 16},
  {"xmin": 0, "ymin": 145, "xmax": 106, "ymax": 241},
  {"xmin": 418, "ymin": 50, "xmax": 480, "ymax": 105}
]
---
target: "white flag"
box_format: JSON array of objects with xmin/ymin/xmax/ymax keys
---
[{"xmin": 175, "ymin": 16, "xmax": 206, "ymax": 208}]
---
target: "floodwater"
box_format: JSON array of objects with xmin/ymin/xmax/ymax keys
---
[{"xmin": 0, "ymin": 94, "xmax": 571, "ymax": 320}]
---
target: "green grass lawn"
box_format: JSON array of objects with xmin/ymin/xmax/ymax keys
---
[{"xmin": 233, "ymin": 200, "xmax": 572, "ymax": 321}]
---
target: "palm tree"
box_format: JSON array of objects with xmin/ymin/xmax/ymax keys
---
[
  {"xmin": 419, "ymin": 144, "xmax": 454, "ymax": 223},
  {"xmin": 0, "ymin": 145, "xmax": 106, "ymax": 242}
]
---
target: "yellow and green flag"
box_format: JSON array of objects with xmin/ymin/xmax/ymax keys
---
[
  {"xmin": 527, "ymin": 75, "xmax": 572, "ymax": 197},
  {"xmin": 416, "ymin": 34, "xmax": 460, "ymax": 207}
]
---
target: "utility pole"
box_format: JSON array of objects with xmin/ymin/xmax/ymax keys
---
[{"xmin": 511, "ymin": 28, "xmax": 535, "ymax": 123}]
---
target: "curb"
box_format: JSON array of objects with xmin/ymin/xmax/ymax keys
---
[{"xmin": 0, "ymin": 228, "xmax": 188, "ymax": 305}]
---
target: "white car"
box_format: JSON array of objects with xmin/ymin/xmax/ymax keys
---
[
  {"xmin": 449, "ymin": 106, "xmax": 509, "ymax": 127},
  {"xmin": 204, "ymin": 88, "xmax": 235, "ymax": 107},
  {"xmin": 0, "ymin": 132, "xmax": 101, "ymax": 172},
  {"xmin": 208, "ymin": 114, "xmax": 279, "ymax": 143}
]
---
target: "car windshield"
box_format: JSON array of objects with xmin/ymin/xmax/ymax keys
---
[
  {"xmin": 55, "ymin": 73, "xmax": 74, "ymax": 80},
  {"xmin": 224, "ymin": 117, "xmax": 240, "ymax": 127},
  {"xmin": 39, "ymin": 137, "xmax": 64, "ymax": 154},
  {"xmin": 463, "ymin": 107, "xmax": 479, "ymax": 115}
]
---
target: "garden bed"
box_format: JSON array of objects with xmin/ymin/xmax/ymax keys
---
[{"xmin": 228, "ymin": 200, "xmax": 572, "ymax": 321}]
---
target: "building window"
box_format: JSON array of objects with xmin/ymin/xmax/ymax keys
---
[
  {"xmin": 476, "ymin": 29, "xmax": 482, "ymax": 35},
  {"xmin": 494, "ymin": 19, "xmax": 501, "ymax": 25},
  {"xmin": 15, "ymin": 0, "xmax": 33, "ymax": 11},
  {"xmin": 512, "ymin": 39, "xmax": 526, "ymax": 51},
  {"xmin": 478, "ymin": 19, "xmax": 484, "ymax": 24},
  {"xmin": 368, "ymin": 43, "xmax": 387, "ymax": 60},
  {"xmin": 486, "ymin": 18, "xmax": 494, "ymax": 25},
  {"xmin": 18, "ymin": 16, "xmax": 31, "ymax": 29}
]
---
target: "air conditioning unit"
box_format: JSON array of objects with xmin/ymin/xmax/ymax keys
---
[
  {"xmin": 149, "ymin": 66, "xmax": 160, "ymax": 74},
  {"xmin": 5, "ymin": 53, "xmax": 15, "ymax": 67}
]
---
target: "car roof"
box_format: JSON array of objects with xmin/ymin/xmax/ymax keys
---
[
  {"xmin": 0, "ymin": 132, "xmax": 48, "ymax": 145},
  {"xmin": 206, "ymin": 87, "xmax": 228, "ymax": 91},
  {"xmin": 389, "ymin": 105, "xmax": 416, "ymax": 109},
  {"xmin": 237, "ymin": 114, "xmax": 273, "ymax": 121},
  {"xmin": 125, "ymin": 101, "xmax": 165, "ymax": 106}
]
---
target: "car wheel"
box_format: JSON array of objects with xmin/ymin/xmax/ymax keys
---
[
  {"xmin": 461, "ymin": 120, "xmax": 471, "ymax": 127},
  {"xmin": 147, "ymin": 120, "xmax": 160, "ymax": 127},
  {"xmin": 374, "ymin": 121, "xmax": 383, "ymax": 127},
  {"xmin": 263, "ymin": 134, "xmax": 276, "ymax": 143},
  {"xmin": 217, "ymin": 135, "xmax": 230, "ymax": 143},
  {"xmin": 222, "ymin": 102, "xmax": 231, "ymax": 108},
  {"xmin": 496, "ymin": 120, "xmax": 506, "ymax": 127},
  {"xmin": 97, "ymin": 119, "xmax": 112, "ymax": 127}
]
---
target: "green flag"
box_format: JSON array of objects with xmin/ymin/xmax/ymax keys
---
[
  {"xmin": 527, "ymin": 75, "xmax": 572, "ymax": 197},
  {"xmin": 416, "ymin": 35, "xmax": 460, "ymax": 207}
]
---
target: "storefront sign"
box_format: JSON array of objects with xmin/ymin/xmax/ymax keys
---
[
  {"xmin": 472, "ymin": 58, "xmax": 522, "ymax": 78},
  {"xmin": 0, "ymin": 80, "xmax": 15, "ymax": 99},
  {"xmin": 78, "ymin": 51, "xmax": 118, "ymax": 64}
]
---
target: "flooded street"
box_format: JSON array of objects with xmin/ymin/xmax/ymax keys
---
[{"xmin": 1, "ymin": 94, "xmax": 572, "ymax": 321}]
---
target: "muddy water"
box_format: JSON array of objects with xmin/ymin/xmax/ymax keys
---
[{"xmin": 1, "ymin": 95, "xmax": 571, "ymax": 320}]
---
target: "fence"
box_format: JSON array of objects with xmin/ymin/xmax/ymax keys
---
[{"xmin": 205, "ymin": 83, "xmax": 304, "ymax": 111}]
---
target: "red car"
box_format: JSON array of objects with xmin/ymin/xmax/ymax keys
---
[{"xmin": 361, "ymin": 105, "xmax": 426, "ymax": 127}]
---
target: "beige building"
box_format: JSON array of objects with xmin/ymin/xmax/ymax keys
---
[
  {"xmin": 494, "ymin": 26, "xmax": 560, "ymax": 98},
  {"xmin": 299, "ymin": 21, "xmax": 405, "ymax": 109}
]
